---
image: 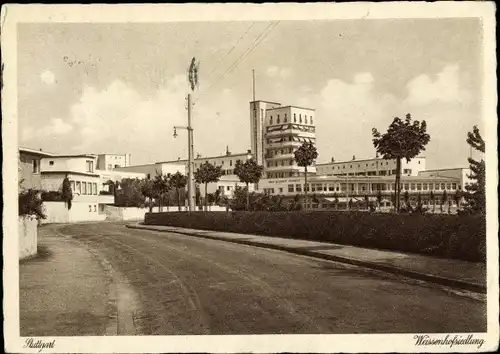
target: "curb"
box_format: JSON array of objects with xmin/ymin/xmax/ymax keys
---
[{"xmin": 126, "ymin": 224, "xmax": 486, "ymax": 295}]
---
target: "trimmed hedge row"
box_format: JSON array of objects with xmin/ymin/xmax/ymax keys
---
[{"xmin": 145, "ymin": 211, "xmax": 486, "ymax": 262}]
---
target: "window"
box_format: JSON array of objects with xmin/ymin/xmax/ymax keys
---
[
  {"xmin": 227, "ymin": 186, "xmax": 230, "ymax": 191},
  {"xmin": 417, "ymin": 183, "xmax": 422, "ymax": 190},
  {"xmin": 270, "ymin": 116, "xmax": 273, "ymax": 125},
  {"xmin": 435, "ymin": 183, "xmax": 440, "ymax": 190},
  {"xmin": 49, "ymin": 161, "xmax": 54, "ymax": 166},
  {"xmin": 423, "ymin": 183, "xmax": 428, "ymax": 190},
  {"xmin": 418, "ymin": 161, "xmax": 421, "ymax": 164},
  {"xmin": 446, "ymin": 183, "xmax": 451, "ymax": 190},
  {"xmin": 89, "ymin": 205, "xmax": 92, "ymax": 212},
  {"xmin": 93, "ymin": 183, "xmax": 97, "ymax": 195},
  {"xmin": 76, "ymin": 181, "xmax": 81, "ymax": 194},
  {"xmin": 277, "ymin": 115, "xmax": 280, "ymax": 124},
  {"xmin": 311, "ymin": 116, "xmax": 313, "ymax": 124},
  {"xmin": 305, "ymin": 117, "xmax": 308, "ymax": 124},
  {"xmin": 288, "ymin": 184, "xmax": 294, "ymax": 193},
  {"xmin": 230, "ymin": 160, "xmax": 233, "ymax": 166},
  {"xmin": 107, "ymin": 164, "xmax": 112, "ymax": 170},
  {"xmin": 82, "ymin": 182, "xmax": 87, "ymax": 195},
  {"xmin": 404, "ymin": 183, "xmax": 409, "ymax": 190},
  {"xmin": 441, "ymin": 183, "xmax": 445, "ymax": 190},
  {"xmin": 294, "ymin": 113, "xmax": 296, "ymax": 122},
  {"xmin": 452, "ymin": 183, "xmax": 457, "ymax": 190},
  {"xmin": 317, "ymin": 184, "xmax": 323, "ymax": 191},
  {"xmin": 32, "ymin": 159, "xmax": 40, "ymax": 174},
  {"xmin": 299, "ymin": 114, "xmax": 302, "ymax": 123},
  {"xmin": 86, "ymin": 160, "xmax": 94, "ymax": 173},
  {"xmin": 296, "ymin": 184, "xmax": 302, "ymax": 192},
  {"xmin": 284, "ymin": 113, "xmax": 287, "ymax": 122},
  {"xmin": 279, "ymin": 188, "xmax": 283, "ymax": 193},
  {"xmin": 94, "ymin": 205, "xmax": 97, "ymax": 212},
  {"xmin": 114, "ymin": 164, "xmax": 119, "ymax": 168},
  {"xmin": 70, "ymin": 181, "xmax": 75, "ymax": 191}
]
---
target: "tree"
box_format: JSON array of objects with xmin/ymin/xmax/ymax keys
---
[
  {"xmin": 430, "ymin": 190, "xmax": 436, "ymax": 213},
  {"xmin": 170, "ymin": 171, "xmax": 187, "ymax": 211},
  {"xmin": 194, "ymin": 161, "xmax": 222, "ymax": 211},
  {"xmin": 62, "ymin": 175, "xmax": 73, "ymax": 210},
  {"xmin": 376, "ymin": 190, "xmax": 383, "ymax": 210},
  {"xmin": 403, "ymin": 191, "xmax": 410, "ymax": 208},
  {"xmin": 372, "ymin": 114, "xmax": 430, "ymax": 212},
  {"xmin": 332, "ymin": 192, "xmax": 339, "ymax": 210},
  {"xmin": 464, "ymin": 126, "xmax": 485, "ymax": 214},
  {"xmin": 234, "ymin": 158, "xmax": 264, "ymax": 211},
  {"xmin": 214, "ymin": 189, "xmax": 222, "ymax": 206},
  {"xmin": 141, "ymin": 178, "xmax": 155, "ymax": 213},
  {"xmin": 152, "ymin": 173, "xmax": 171, "ymax": 212},
  {"xmin": 19, "ymin": 188, "xmax": 46, "ymax": 220},
  {"xmin": 441, "ymin": 190, "xmax": 447, "ymax": 213},
  {"xmin": 293, "ymin": 141, "xmax": 318, "ymax": 211},
  {"xmin": 115, "ymin": 178, "xmax": 146, "ymax": 207},
  {"xmin": 454, "ymin": 190, "xmax": 462, "ymax": 211}
]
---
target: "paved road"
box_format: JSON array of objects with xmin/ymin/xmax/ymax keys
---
[{"xmin": 52, "ymin": 222, "xmax": 486, "ymax": 335}]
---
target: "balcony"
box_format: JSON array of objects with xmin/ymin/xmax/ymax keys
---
[{"xmin": 266, "ymin": 153, "xmax": 294, "ymax": 160}]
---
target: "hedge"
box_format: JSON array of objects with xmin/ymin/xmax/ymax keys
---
[{"xmin": 145, "ymin": 211, "xmax": 486, "ymax": 262}]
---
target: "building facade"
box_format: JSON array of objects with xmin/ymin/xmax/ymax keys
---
[
  {"xmin": 18, "ymin": 147, "xmax": 55, "ymax": 190},
  {"xmin": 40, "ymin": 154, "xmax": 114, "ymax": 220},
  {"xmin": 96, "ymin": 153, "xmax": 132, "ymax": 171},
  {"xmin": 264, "ymin": 105, "xmax": 317, "ymax": 179},
  {"xmin": 315, "ymin": 156, "xmax": 426, "ymax": 177}
]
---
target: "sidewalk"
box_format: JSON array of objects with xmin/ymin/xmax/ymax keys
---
[
  {"xmin": 19, "ymin": 226, "xmax": 117, "ymax": 336},
  {"xmin": 128, "ymin": 223, "xmax": 486, "ymax": 294}
]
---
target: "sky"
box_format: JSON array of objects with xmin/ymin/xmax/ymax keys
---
[{"xmin": 18, "ymin": 18, "xmax": 483, "ymax": 169}]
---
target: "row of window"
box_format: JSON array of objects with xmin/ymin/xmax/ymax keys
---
[
  {"xmin": 266, "ymin": 124, "xmax": 316, "ymax": 134},
  {"xmin": 267, "ymin": 159, "xmax": 295, "ymax": 168},
  {"xmin": 194, "ymin": 159, "xmax": 242, "ymax": 168},
  {"xmin": 266, "ymin": 148, "xmax": 294, "ymax": 157},
  {"xmin": 267, "ymin": 136, "xmax": 316, "ymax": 145},
  {"xmin": 281, "ymin": 182, "xmax": 459, "ymax": 194},
  {"xmin": 269, "ymin": 113, "xmax": 314, "ymax": 125},
  {"xmin": 267, "ymin": 172, "xmax": 299, "ymax": 179},
  {"xmin": 70, "ymin": 181, "xmax": 98, "ymax": 195},
  {"xmin": 328, "ymin": 169, "xmax": 412, "ymax": 177}
]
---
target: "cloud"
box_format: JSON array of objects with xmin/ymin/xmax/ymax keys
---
[
  {"xmin": 405, "ymin": 64, "xmax": 468, "ymax": 105},
  {"xmin": 40, "ymin": 70, "xmax": 55, "ymax": 85},
  {"xmin": 313, "ymin": 64, "xmax": 477, "ymax": 169},
  {"xmin": 21, "ymin": 118, "xmax": 72, "ymax": 143},
  {"xmin": 266, "ymin": 66, "xmax": 292, "ymax": 79}
]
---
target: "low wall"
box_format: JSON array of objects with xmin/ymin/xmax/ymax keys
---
[
  {"xmin": 19, "ymin": 216, "xmax": 37, "ymax": 259},
  {"xmin": 41, "ymin": 201, "xmax": 106, "ymax": 224},
  {"xmin": 145, "ymin": 211, "xmax": 486, "ymax": 262}
]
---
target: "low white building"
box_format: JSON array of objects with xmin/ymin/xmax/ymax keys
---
[
  {"xmin": 316, "ymin": 155, "xmax": 426, "ymax": 177},
  {"xmin": 40, "ymin": 154, "xmax": 114, "ymax": 222}
]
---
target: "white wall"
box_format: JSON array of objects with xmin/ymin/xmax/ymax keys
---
[
  {"xmin": 19, "ymin": 216, "xmax": 37, "ymax": 259},
  {"xmin": 41, "ymin": 156, "xmax": 97, "ymax": 174},
  {"xmin": 41, "ymin": 201, "xmax": 106, "ymax": 224}
]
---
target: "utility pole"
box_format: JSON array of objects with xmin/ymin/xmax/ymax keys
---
[
  {"xmin": 173, "ymin": 57, "xmax": 198, "ymax": 211},
  {"xmin": 187, "ymin": 93, "xmax": 195, "ymax": 211}
]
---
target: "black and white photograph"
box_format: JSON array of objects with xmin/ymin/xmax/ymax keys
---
[{"xmin": 2, "ymin": 2, "xmax": 498, "ymax": 353}]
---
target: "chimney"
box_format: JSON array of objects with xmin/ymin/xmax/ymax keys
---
[
  {"xmin": 352, "ymin": 155, "xmax": 356, "ymax": 160},
  {"xmin": 177, "ymin": 157, "xmax": 180, "ymax": 161},
  {"xmin": 331, "ymin": 157, "xmax": 335, "ymax": 162},
  {"xmin": 247, "ymin": 149, "xmax": 251, "ymax": 154},
  {"xmin": 226, "ymin": 145, "xmax": 231, "ymax": 156}
]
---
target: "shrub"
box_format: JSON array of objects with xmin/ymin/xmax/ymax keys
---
[
  {"xmin": 145, "ymin": 211, "xmax": 486, "ymax": 262},
  {"xmin": 19, "ymin": 189, "xmax": 46, "ymax": 219}
]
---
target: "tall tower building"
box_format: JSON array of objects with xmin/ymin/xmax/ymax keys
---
[
  {"xmin": 249, "ymin": 100, "xmax": 281, "ymax": 167},
  {"xmin": 250, "ymin": 101, "xmax": 317, "ymax": 179}
]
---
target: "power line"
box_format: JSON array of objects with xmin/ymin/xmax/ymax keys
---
[
  {"xmin": 206, "ymin": 21, "xmax": 257, "ymax": 80},
  {"xmin": 197, "ymin": 21, "xmax": 280, "ymax": 99}
]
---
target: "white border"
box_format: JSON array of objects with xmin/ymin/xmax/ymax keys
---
[{"xmin": 2, "ymin": 2, "xmax": 498, "ymax": 353}]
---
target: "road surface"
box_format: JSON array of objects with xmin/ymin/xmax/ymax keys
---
[{"xmin": 33, "ymin": 222, "xmax": 486, "ymax": 335}]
